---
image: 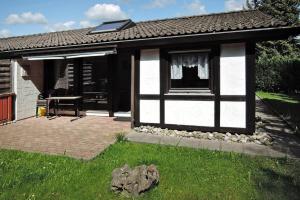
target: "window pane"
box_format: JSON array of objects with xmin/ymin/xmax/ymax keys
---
[
  {"xmin": 94, "ymin": 21, "xmax": 127, "ymax": 32},
  {"xmin": 170, "ymin": 52, "xmax": 209, "ymax": 89},
  {"xmin": 90, "ymin": 20, "xmax": 132, "ymax": 33}
]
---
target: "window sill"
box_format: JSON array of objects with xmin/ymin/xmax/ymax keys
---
[
  {"xmin": 167, "ymin": 89, "xmax": 213, "ymax": 95},
  {"xmin": 165, "ymin": 91, "xmax": 214, "ymax": 96}
]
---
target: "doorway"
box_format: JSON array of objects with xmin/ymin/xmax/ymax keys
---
[{"xmin": 81, "ymin": 56, "xmax": 109, "ymax": 111}]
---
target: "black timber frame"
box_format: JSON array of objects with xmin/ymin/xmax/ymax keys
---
[{"xmin": 134, "ymin": 41, "xmax": 256, "ymax": 134}]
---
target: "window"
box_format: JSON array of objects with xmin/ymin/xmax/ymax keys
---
[
  {"xmin": 90, "ymin": 19, "xmax": 134, "ymax": 34},
  {"xmin": 169, "ymin": 51, "xmax": 210, "ymax": 91}
]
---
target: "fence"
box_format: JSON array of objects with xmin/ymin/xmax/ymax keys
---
[
  {"xmin": 0, "ymin": 61, "xmax": 14, "ymax": 123},
  {"xmin": 0, "ymin": 93, "xmax": 14, "ymax": 123}
]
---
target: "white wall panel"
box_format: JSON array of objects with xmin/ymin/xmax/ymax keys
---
[
  {"xmin": 14, "ymin": 59, "xmax": 44, "ymax": 120},
  {"xmin": 165, "ymin": 100, "xmax": 214, "ymax": 127},
  {"xmin": 220, "ymin": 43, "xmax": 246, "ymax": 95},
  {"xmin": 139, "ymin": 49, "xmax": 160, "ymax": 95},
  {"xmin": 220, "ymin": 101, "xmax": 246, "ymax": 128},
  {"xmin": 140, "ymin": 100, "xmax": 160, "ymax": 123}
]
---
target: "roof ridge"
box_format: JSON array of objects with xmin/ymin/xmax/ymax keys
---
[
  {"xmin": 0, "ymin": 27, "xmax": 92, "ymax": 40},
  {"xmin": 136, "ymin": 9, "xmax": 257, "ymax": 24}
]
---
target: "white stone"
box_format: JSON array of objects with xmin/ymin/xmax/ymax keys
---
[
  {"xmin": 208, "ymin": 133, "xmax": 214, "ymax": 140},
  {"xmin": 226, "ymin": 132, "xmax": 231, "ymax": 137}
]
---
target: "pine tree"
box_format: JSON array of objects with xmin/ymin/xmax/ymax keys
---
[
  {"xmin": 259, "ymin": 0, "xmax": 299, "ymax": 25},
  {"xmin": 246, "ymin": 0, "xmax": 299, "ymax": 57}
]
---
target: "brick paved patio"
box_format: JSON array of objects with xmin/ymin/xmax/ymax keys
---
[{"xmin": 0, "ymin": 116, "xmax": 131, "ymax": 159}]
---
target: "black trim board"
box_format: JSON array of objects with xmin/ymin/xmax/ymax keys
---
[
  {"xmin": 140, "ymin": 94, "xmax": 216, "ymax": 101},
  {"xmin": 134, "ymin": 50, "xmax": 140, "ymax": 125},
  {"xmin": 213, "ymin": 45, "xmax": 220, "ymax": 130},
  {"xmin": 130, "ymin": 53, "xmax": 135, "ymax": 128},
  {"xmin": 246, "ymin": 42, "xmax": 256, "ymax": 133},
  {"xmin": 139, "ymin": 95, "xmax": 160, "ymax": 99},
  {"xmin": 160, "ymin": 49, "xmax": 166, "ymax": 125},
  {"xmin": 220, "ymin": 95, "xmax": 246, "ymax": 101},
  {"xmin": 164, "ymin": 94, "xmax": 215, "ymax": 101}
]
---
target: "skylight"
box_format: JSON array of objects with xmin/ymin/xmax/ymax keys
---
[{"xmin": 90, "ymin": 19, "xmax": 134, "ymax": 34}]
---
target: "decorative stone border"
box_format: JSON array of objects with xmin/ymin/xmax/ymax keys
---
[{"xmin": 134, "ymin": 126, "xmax": 273, "ymax": 146}]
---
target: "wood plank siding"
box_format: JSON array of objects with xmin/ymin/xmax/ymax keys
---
[{"xmin": 0, "ymin": 60, "xmax": 14, "ymax": 123}]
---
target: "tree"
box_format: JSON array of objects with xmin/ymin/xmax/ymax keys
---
[
  {"xmin": 246, "ymin": 0, "xmax": 300, "ymax": 92},
  {"xmin": 246, "ymin": 0, "xmax": 300, "ymax": 25},
  {"xmin": 246, "ymin": 0, "xmax": 300, "ymax": 56}
]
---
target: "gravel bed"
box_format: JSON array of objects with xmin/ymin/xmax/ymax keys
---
[{"xmin": 134, "ymin": 117, "xmax": 273, "ymax": 146}]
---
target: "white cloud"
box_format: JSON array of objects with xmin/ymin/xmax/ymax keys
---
[
  {"xmin": 225, "ymin": 0, "xmax": 245, "ymax": 11},
  {"xmin": 145, "ymin": 0, "xmax": 176, "ymax": 9},
  {"xmin": 85, "ymin": 3, "xmax": 128, "ymax": 21},
  {"xmin": 0, "ymin": 29, "xmax": 11, "ymax": 38},
  {"xmin": 5, "ymin": 12, "xmax": 47, "ymax": 24},
  {"xmin": 185, "ymin": 0, "xmax": 206, "ymax": 15},
  {"xmin": 79, "ymin": 20, "xmax": 95, "ymax": 28},
  {"xmin": 45, "ymin": 21, "xmax": 76, "ymax": 32}
]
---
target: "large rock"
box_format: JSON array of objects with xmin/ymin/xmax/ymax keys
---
[{"xmin": 111, "ymin": 164, "xmax": 159, "ymax": 197}]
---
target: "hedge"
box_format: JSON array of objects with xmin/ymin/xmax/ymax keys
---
[{"xmin": 256, "ymin": 55, "xmax": 300, "ymax": 93}]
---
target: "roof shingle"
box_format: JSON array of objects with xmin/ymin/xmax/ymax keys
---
[{"xmin": 0, "ymin": 10, "xmax": 289, "ymax": 52}]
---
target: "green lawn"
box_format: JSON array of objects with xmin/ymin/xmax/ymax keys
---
[
  {"xmin": 256, "ymin": 91, "xmax": 300, "ymax": 133},
  {"xmin": 1, "ymin": 142, "xmax": 300, "ymax": 200}
]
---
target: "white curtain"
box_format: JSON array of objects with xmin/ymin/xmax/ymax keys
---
[{"xmin": 171, "ymin": 53, "xmax": 209, "ymax": 79}]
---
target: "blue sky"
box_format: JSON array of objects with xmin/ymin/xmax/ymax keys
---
[{"xmin": 0, "ymin": 0, "xmax": 246, "ymax": 38}]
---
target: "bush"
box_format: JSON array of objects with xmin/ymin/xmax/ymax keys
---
[{"xmin": 256, "ymin": 55, "xmax": 300, "ymax": 93}]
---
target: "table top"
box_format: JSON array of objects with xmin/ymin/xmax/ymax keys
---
[{"xmin": 46, "ymin": 96, "xmax": 82, "ymax": 100}]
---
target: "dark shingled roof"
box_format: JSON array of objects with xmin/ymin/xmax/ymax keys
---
[{"xmin": 0, "ymin": 10, "xmax": 289, "ymax": 52}]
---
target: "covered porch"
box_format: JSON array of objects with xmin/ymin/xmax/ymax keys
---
[{"xmin": 16, "ymin": 47, "xmax": 134, "ymax": 119}]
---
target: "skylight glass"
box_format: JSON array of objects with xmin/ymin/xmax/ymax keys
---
[{"xmin": 90, "ymin": 19, "xmax": 133, "ymax": 34}]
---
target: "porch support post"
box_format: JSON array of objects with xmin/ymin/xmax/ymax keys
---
[
  {"xmin": 108, "ymin": 55, "xmax": 114, "ymax": 117},
  {"xmin": 130, "ymin": 53, "xmax": 135, "ymax": 128}
]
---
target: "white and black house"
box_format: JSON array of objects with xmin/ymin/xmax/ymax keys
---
[{"xmin": 0, "ymin": 10, "xmax": 299, "ymax": 133}]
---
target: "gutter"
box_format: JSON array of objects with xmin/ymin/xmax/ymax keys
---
[{"xmin": 1, "ymin": 25, "xmax": 299, "ymax": 55}]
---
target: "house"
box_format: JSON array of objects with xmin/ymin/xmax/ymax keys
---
[{"xmin": 0, "ymin": 10, "xmax": 299, "ymax": 133}]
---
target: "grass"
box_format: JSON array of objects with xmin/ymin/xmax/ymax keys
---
[
  {"xmin": 0, "ymin": 142, "xmax": 300, "ymax": 200},
  {"xmin": 256, "ymin": 91, "xmax": 300, "ymax": 133}
]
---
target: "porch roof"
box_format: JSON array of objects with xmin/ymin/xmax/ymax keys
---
[{"xmin": 0, "ymin": 9, "xmax": 299, "ymax": 54}]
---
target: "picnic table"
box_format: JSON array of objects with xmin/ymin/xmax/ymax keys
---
[{"xmin": 46, "ymin": 96, "xmax": 82, "ymax": 117}]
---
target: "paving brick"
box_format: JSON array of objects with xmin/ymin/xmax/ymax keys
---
[{"xmin": 0, "ymin": 116, "xmax": 131, "ymax": 159}]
